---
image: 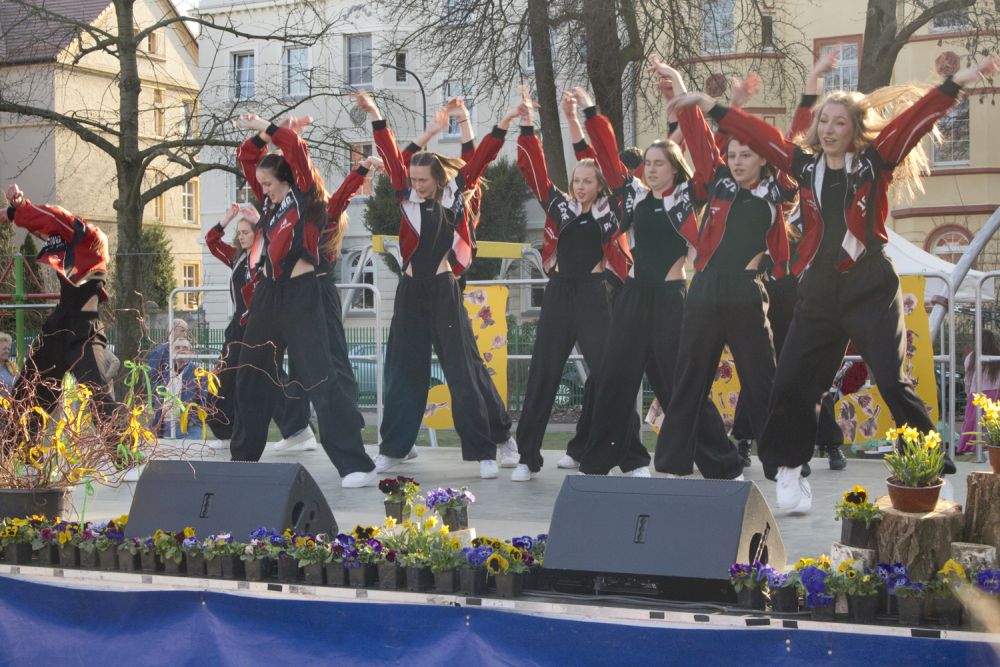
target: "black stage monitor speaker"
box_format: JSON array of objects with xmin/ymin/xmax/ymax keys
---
[
  {"xmin": 543, "ymin": 476, "xmax": 785, "ymax": 601},
  {"xmin": 124, "ymin": 461, "xmax": 337, "ymax": 539}
]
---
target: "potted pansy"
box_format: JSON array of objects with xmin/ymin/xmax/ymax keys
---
[
  {"xmin": 264, "ymin": 529, "xmax": 297, "ymax": 583},
  {"xmin": 379, "ymin": 476, "xmax": 420, "ymax": 522},
  {"xmin": 834, "ymin": 485, "xmax": 882, "ymax": 549},
  {"xmin": 78, "ymin": 521, "xmax": 124, "ymax": 571},
  {"xmin": 766, "ymin": 570, "xmax": 800, "ymax": 613},
  {"xmin": 203, "ymin": 534, "xmax": 245, "ymax": 579},
  {"xmin": 428, "ymin": 530, "xmax": 464, "ymax": 594},
  {"xmin": 54, "ymin": 520, "xmax": 80, "ymax": 567},
  {"xmin": 377, "ymin": 519, "xmax": 406, "ymax": 590},
  {"xmin": 459, "ymin": 544, "xmax": 493, "ymax": 596},
  {"xmin": 879, "ymin": 564, "xmax": 927, "ymax": 626},
  {"xmin": 30, "ymin": 517, "xmax": 61, "ymax": 566},
  {"xmin": 833, "ymin": 560, "xmax": 881, "ymax": 623},
  {"xmin": 511, "ymin": 535, "xmax": 549, "ymax": 590},
  {"xmin": 928, "ymin": 559, "xmax": 967, "ymax": 627},
  {"xmin": 289, "ymin": 533, "xmax": 330, "ymax": 585},
  {"xmin": 883, "ymin": 426, "xmax": 946, "ymax": 513},
  {"xmin": 350, "ymin": 526, "xmax": 382, "ymax": 588},
  {"xmin": 325, "ymin": 534, "xmax": 352, "ymax": 587},
  {"xmin": 182, "ymin": 532, "xmax": 206, "ymax": 577},
  {"xmin": 241, "ymin": 528, "xmax": 278, "ymax": 581},
  {"xmin": 117, "ymin": 537, "xmax": 147, "ymax": 573},
  {"xmin": 729, "ymin": 561, "xmax": 773, "ymax": 611},
  {"xmin": 971, "ymin": 393, "xmax": 1000, "ymax": 474},
  {"xmin": 153, "ymin": 528, "xmax": 189, "ymax": 575},
  {"xmin": 1, "ymin": 516, "xmax": 40, "ymax": 564},
  {"xmin": 493, "ymin": 543, "xmax": 531, "ymax": 599},
  {"xmin": 425, "ymin": 487, "xmax": 475, "ymax": 531},
  {"xmin": 795, "ymin": 557, "xmax": 834, "ymax": 620}
]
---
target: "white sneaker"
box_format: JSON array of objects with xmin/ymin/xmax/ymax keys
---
[
  {"xmin": 341, "ymin": 469, "xmax": 377, "ymax": 489},
  {"xmin": 273, "ymin": 427, "xmax": 318, "ymax": 453},
  {"xmin": 664, "ymin": 473, "xmax": 685, "ymax": 479},
  {"xmin": 374, "ymin": 453, "xmax": 405, "ymax": 473},
  {"xmin": 480, "ymin": 459, "xmax": 499, "ymax": 479},
  {"xmin": 499, "ymin": 437, "xmax": 519, "ymax": 468},
  {"xmin": 556, "ymin": 454, "xmax": 580, "ymax": 469},
  {"xmin": 730, "ymin": 474, "xmax": 746, "ymax": 481},
  {"xmin": 626, "ymin": 466, "xmax": 651, "ymax": 478},
  {"xmin": 789, "ymin": 476, "xmax": 812, "ymax": 514},
  {"xmin": 404, "ymin": 447, "xmax": 418, "ymax": 461},
  {"xmin": 205, "ymin": 439, "xmax": 229, "ymax": 450},
  {"xmin": 511, "ymin": 464, "xmax": 533, "ymax": 482},
  {"xmin": 776, "ymin": 466, "xmax": 812, "ymax": 513}
]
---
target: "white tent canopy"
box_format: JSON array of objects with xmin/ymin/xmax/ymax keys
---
[{"xmin": 885, "ymin": 229, "xmax": 993, "ymax": 303}]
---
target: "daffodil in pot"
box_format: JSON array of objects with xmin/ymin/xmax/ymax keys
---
[
  {"xmin": 835, "ymin": 485, "xmax": 882, "ymax": 548},
  {"xmin": 883, "ymin": 427, "xmax": 946, "ymax": 513},
  {"xmin": 971, "ymin": 393, "xmax": 1000, "ymax": 474},
  {"xmin": 428, "ymin": 528, "xmax": 464, "ymax": 594}
]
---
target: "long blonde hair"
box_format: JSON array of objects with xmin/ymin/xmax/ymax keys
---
[{"xmin": 802, "ymin": 85, "xmax": 940, "ymax": 203}]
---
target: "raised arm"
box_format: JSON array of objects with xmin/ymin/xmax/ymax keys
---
[
  {"xmin": 328, "ymin": 157, "xmax": 382, "ymax": 220},
  {"xmin": 515, "ymin": 103, "xmax": 554, "ymax": 206},
  {"xmin": 353, "ymin": 91, "xmax": 409, "ymax": 193},
  {"xmin": 674, "ymin": 100, "xmax": 725, "ymax": 194},
  {"xmin": 447, "ymin": 96, "xmax": 476, "ymax": 146},
  {"xmin": 205, "ymin": 203, "xmax": 244, "ymax": 267},
  {"xmin": 4, "ymin": 184, "xmax": 81, "ymax": 243},
  {"xmin": 460, "ymin": 106, "xmax": 518, "ymax": 189}
]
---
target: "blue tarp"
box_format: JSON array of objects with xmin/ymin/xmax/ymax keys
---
[{"xmin": 0, "ymin": 576, "xmax": 997, "ymax": 666}]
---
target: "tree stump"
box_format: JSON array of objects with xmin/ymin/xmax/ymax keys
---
[
  {"xmin": 874, "ymin": 496, "xmax": 964, "ymax": 580},
  {"xmin": 964, "ymin": 471, "xmax": 1000, "ymax": 552},
  {"xmin": 831, "ymin": 542, "xmax": 876, "ymax": 570},
  {"xmin": 949, "ymin": 542, "xmax": 998, "ymax": 572}
]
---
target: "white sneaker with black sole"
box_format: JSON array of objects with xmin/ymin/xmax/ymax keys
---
[
  {"xmin": 556, "ymin": 454, "xmax": 580, "ymax": 469},
  {"xmin": 776, "ymin": 466, "xmax": 812, "ymax": 514},
  {"xmin": 341, "ymin": 469, "xmax": 377, "ymax": 489},
  {"xmin": 273, "ymin": 427, "xmax": 318, "ymax": 453},
  {"xmin": 511, "ymin": 464, "xmax": 533, "ymax": 482},
  {"xmin": 374, "ymin": 453, "xmax": 405, "ymax": 473},
  {"xmin": 480, "ymin": 460, "xmax": 499, "ymax": 479},
  {"xmin": 499, "ymin": 437, "xmax": 519, "ymax": 468}
]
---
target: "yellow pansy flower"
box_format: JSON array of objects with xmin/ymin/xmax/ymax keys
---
[{"xmin": 183, "ymin": 527, "xmax": 196, "ymax": 539}]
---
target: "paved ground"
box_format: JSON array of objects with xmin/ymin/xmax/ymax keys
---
[{"xmin": 71, "ymin": 434, "xmax": 985, "ymax": 566}]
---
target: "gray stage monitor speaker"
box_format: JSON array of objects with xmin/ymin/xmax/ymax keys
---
[
  {"xmin": 543, "ymin": 476, "xmax": 786, "ymax": 600},
  {"xmin": 124, "ymin": 461, "xmax": 337, "ymax": 539}
]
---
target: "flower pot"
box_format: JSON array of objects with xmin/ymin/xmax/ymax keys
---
[
  {"xmin": 97, "ymin": 547, "xmax": 118, "ymax": 571},
  {"xmin": 348, "ymin": 563, "xmax": 377, "ymax": 588},
  {"xmin": 118, "ymin": 552, "xmax": 141, "ymax": 573},
  {"xmin": 384, "ymin": 500, "xmax": 410, "ymax": 523},
  {"xmin": 459, "ymin": 568, "xmax": 488, "ymax": 596},
  {"xmin": 35, "ymin": 544, "xmax": 59, "ymax": 566},
  {"xmin": 897, "ymin": 595, "xmax": 923, "ymax": 626},
  {"xmin": 244, "ymin": 558, "xmax": 271, "ymax": 582},
  {"xmin": 405, "ymin": 566, "xmax": 434, "ymax": 592},
  {"xmin": 302, "ymin": 561, "xmax": 326, "ymax": 586},
  {"xmin": 885, "ymin": 478, "xmax": 944, "ymax": 513},
  {"xmin": 79, "ymin": 548, "xmax": 99, "ymax": 570},
  {"xmin": 59, "ymin": 544, "xmax": 80, "ymax": 568},
  {"xmin": 2, "ymin": 543, "xmax": 32, "ymax": 565},
  {"xmin": 140, "ymin": 551, "xmax": 160, "ymax": 573},
  {"xmin": 277, "ymin": 554, "xmax": 298, "ymax": 583},
  {"xmin": 433, "ymin": 569, "xmax": 458, "ymax": 594},
  {"xmin": 205, "ymin": 556, "xmax": 224, "ymax": 578},
  {"xmin": 810, "ymin": 601, "xmax": 835, "ymax": 621},
  {"xmin": 325, "ymin": 562, "xmax": 349, "ymax": 587},
  {"xmin": 0, "ymin": 487, "xmax": 72, "ymax": 521},
  {"xmin": 737, "ymin": 587, "xmax": 767, "ymax": 611},
  {"xmin": 934, "ymin": 594, "xmax": 963, "ymax": 627},
  {"xmin": 770, "ymin": 586, "xmax": 799, "ymax": 613},
  {"xmin": 877, "ymin": 586, "xmax": 897, "ymax": 615},
  {"xmin": 494, "ymin": 572, "xmax": 523, "ymax": 599},
  {"xmin": 442, "ymin": 507, "xmax": 469, "ymax": 531},
  {"xmin": 163, "ymin": 556, "xmax": 186, "ymax": 576},
  {"xmin": 221, "ymin": 556, "xmax": 244, "ymax": 580},
  {"xmin": 185, "ymin": 553, "xmax": 206, "ymax": 577},
  {"xmin": 377, "ymin": 561, "xmax": 405, "ymax": 590},
  {"xmin": 840, "ymin": 518, "xmax": 878, "ymax": 550},
  {"xmin": 988, "ymin": 445, "xmax": 1000, "ymax": 475},
  {"xmin": 848, "ymin": 594, "xmax": 878, "ymax": 624}
]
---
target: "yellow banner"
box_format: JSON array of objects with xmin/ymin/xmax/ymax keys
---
[{"xmin": 422, "ymin": 285, "xmax": 509, "ymax": 429}]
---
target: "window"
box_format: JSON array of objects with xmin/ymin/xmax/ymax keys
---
[
  {"xmin": 349, "ymin": 254, "xmax": 375, "ymax": 310},
  {"xmin": 347, "ymin": 35, "xmax": 372, "ymax": 86},
  {"xmin": 926, "ymin": 226, "xmax": 973, "ymax": 265},
  {"xmin": 349, "ymin": 143, "xmax": 375, "ymax": 196},
  {"xmin": 283, "ymin": 47, "xmax": 310, "ymax": 98},
  {"xmin": 182, "ymin": 180, "xmax": 199, "ymax": 225},
  {"xmin": 933, "ymin": 98, "xmax": 970, "ymax": 165},
  {"xmin": 233, "ymin": 52, "xmax": 255, "ymax": 101},
  {"xmin": 153, "ymin": 88, "xmax": 165, "ymax": 136},
  {"xmin": 522, "ymin": 259, "xmax": 545, "ymax": 310},
  {"xmin": 443, "ymin": 0, "xmax": 473, "ymax": 25},
  {"xmin": 182, "ymin": 262, "xmax": 201, "ymax": 309},
  {"xmin": 394, "ymin": 52, "xmax": 407, "ymax": 82},
  {"xmin": 235, "ymin": 176, "xmax": 254, "ymax": 204},
  {"xmin": 820, "ymin": 41, "xmax": 859, "ymax": 94},
  {"xmin": 761, "ymin": 16, "xmax": 774, "ymax": 51},
  {"xmin": 153, "ymin": 172, "xmax": 166, "ymax": 220},
  {"xmin": 702, "ymin": 0, "xmax": 735, "ymax": 54},
  {"xmin": 181, "ymin": 100, "xmax": 197, "ymax": 137},
  {"xmin": 147, "ymin": 30, "xmax": 162, "ymax": 55},
  {"xmin": 931, "ymin": 0, "xmax": 969, "ymax": 32},
  {"xmin": 443, "ymin": 80, "xmax": 474, "ymax": 136}
]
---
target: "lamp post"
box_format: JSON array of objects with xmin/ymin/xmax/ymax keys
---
[{"xmin": 380, "ymin": 62, "xmax": 427, "ymax": 129}]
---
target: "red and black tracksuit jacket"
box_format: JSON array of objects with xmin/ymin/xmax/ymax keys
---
[
  {"xmin": 373, "ymin": 120, "xmax": 504, "ymax": 276},
  {"xmin": 713, "ymin": 79, "xmax": 963, "ymax": 275},
  {"xmin": 6, "ymin": 200, "xmax": 109, "ymax": 299}
]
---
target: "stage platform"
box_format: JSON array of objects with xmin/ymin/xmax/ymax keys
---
[{"xmin": 69, "ymin": 444, "xmax": 981, "ymax": 560}]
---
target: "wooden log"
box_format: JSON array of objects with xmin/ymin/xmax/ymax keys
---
[
  {"xmin": 964, "ymin": 471, "xmax": 1000, "ymax": 552},
  {"xmin": 949, "ymin": 542, "xmax": 998, "ymax": 572},
  {"xmin": 830, "ymin": 542, "xmax": 876, "ymax": 570},
  {"xmin": 874, "ymin": 496, "xmax": 964, "ymax": 581}
]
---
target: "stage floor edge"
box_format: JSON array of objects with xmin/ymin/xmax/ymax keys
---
[{"xmin": 1, "ymin": 564, "xmax": 998, "ymax": 666}]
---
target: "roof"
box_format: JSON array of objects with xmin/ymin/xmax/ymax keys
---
[{"xmin": 0, "ymin": 0, "xmax": 112, "ymax": 65}]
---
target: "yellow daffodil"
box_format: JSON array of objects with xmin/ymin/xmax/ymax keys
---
[
  {"xmin": 938, "ymin": 559, "xmax": 966, "ymax": 579},
  {"xmin": 413, "ymin": 504, "xmax": 427, "ymax": 518},
  {"xmin": 423, "ymin": 516, "xmax": 438, "ymax": 530},
  {"xmin": 384, "ymin": 516, "xmax": 397, "ymax": 529},
  {"xmin": 438, "ymin": 525, "xmax": 450, "ymax": 536}
]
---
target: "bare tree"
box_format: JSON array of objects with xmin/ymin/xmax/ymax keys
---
[{"xmin": 0, "ymin": 0, "xmax": 359, "ymax": 365}]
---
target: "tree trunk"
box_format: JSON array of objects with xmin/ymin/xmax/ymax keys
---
[
  {"xmin": 113, "ymin": 0, "xmax": 145, "ymax": 369},
  {"xmin": 581, "ymin": 0, "xmax": 625, "ymax": 146},
  {"xmin": 526, "ymin": 0, "xmax": 568, "ymax": 190},
  {"xmin": 858, "ymin": 0, "xmax": 901, "ymax": 93},
  {"xmin": 874, "ymin": 495, "xmax": 964, "ymax": 581},
  {"xmin": 964, "ymin": 471, "xmax": 1000, "ymax": 553}
]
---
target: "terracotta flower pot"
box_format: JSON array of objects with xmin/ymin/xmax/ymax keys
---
[
  {"xmin": 988, "ymin": 445, "xmax": 1000, "ymax": 475},
  {"xmin": 840, "ymin": 518, "xmax": 878, "ymax": 550},
  {"xmin": 377, "ymin": 561, "xmax": 405, "ymax": 590},
  {"xmin": 886, "ymin": 478, "xmax": 944, "ymax": 513}
]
